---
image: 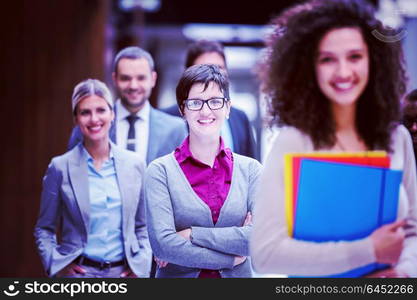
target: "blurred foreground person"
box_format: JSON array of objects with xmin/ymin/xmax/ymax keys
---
[{"xmin": 251, "ymin": 0, "xmax": 417, "ymax": 278}]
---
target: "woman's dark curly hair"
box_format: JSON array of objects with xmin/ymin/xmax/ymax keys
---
[{"xmin": 260, "ymin": 0, "xmax": 407, "ymax": 151}]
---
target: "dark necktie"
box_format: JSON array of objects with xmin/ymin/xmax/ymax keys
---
[{"xmin": 126, "ymin": 114, "xmax": 139, "ymax": 152}]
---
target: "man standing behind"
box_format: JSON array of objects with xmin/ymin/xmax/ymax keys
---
[
  {"xmin": 68, "ymin": 47, "xmax": 187, "ymax": 165},
  {"xmin": 403, "ymin": 89, "xmax": 417, "ymax": 165}
]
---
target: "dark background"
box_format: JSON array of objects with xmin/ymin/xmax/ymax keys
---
[{"xmin": 145, "ymin": 0, "xmax": 378, "ymax": 24}]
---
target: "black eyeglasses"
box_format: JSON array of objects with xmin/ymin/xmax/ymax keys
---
[{"xmin": 184, "ymin": 97, "xmax": 229, "ymax": 111}]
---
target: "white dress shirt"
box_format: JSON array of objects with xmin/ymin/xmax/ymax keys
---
[
  {"xmin": 115, "ymin": 100, "xmax": 150, "ymax": 163},
  {"xmin": 221, "ymin": 120, "xmax": 234, "ymax": 152}
]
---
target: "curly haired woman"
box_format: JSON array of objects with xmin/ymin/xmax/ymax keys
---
[{"xmin": 251, "ymin": 0, "xmax": 417, "ymax": 277}]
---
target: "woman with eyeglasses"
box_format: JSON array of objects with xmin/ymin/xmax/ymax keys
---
[{"xmin": 144, "ymin": 64, "xmax": 262, "ymax": 278}]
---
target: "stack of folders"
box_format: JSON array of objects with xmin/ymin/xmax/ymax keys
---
[{"xmin": 284, "ymin": 151, "xmax": 403, "ymax": 277}]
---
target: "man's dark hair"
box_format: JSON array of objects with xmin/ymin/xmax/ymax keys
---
[
  {"xmin": 113, "ymin": 46, "xmax": 155, "ymax": 74},
  {"xmin": 185, "ymin": 40, "xmax": 226, "ymax": 69}
]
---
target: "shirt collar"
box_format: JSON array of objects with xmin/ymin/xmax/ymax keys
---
[
  {"xmin": 175, "ymin": 136, "xmax": 192, "ymax": 163},
  {"xmin": 116, "ymin": 99, "xmax": 150, "ymax": 122},
  {"xmin": 82, "ymin": 144, "xmax": 114, "ymax": 163},
  {"xmin": 219, "ymin": 136, "xmax": 233, "ymax": 160},
  {"xmin": 175, "ymin": 136, "xmax": 232, "ymax": 164}
]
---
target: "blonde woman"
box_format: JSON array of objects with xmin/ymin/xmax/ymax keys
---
[{"xmin": 34, "ymin": 79, "xmax": 151, "ymax": 278}]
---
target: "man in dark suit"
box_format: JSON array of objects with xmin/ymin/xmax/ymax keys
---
[
  {"xmin": 403, "ymin": 89, "xmax": 417, "ymax": 164},
  {"xmin": 162, "ymin": 40, "xmax": 258, "ymax": 160},
  {"xmin": 68, "ymin": 47, "xmax": 187, "ymax": 165}
]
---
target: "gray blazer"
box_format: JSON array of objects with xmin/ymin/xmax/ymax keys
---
[
  {"xmin": 34, "ymin": 142, "xmax": 152, "ymax": 277},
  {"xmin": 144, "ymin": 153, "xmax": 262, "ymax": 278},
  {"xmin": 67, "ymin": 105, "xmax": 187, "ymax": 165}
]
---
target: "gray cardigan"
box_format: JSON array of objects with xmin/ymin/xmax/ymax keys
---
[{"xmin": 144, "ymin": 152, "xmax": 262, "ymax": 278}]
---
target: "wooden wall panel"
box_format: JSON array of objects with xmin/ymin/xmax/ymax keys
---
[{"xmin": 0, "ymin": 0, "xmax": 109, "ymax": 277}]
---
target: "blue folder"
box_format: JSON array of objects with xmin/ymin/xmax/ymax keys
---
[{"xmin": 293, "ymin": 159, "xmax": 403, "ymax": 277}]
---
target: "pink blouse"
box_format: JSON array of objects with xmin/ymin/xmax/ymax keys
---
[{"xmin": 175, "ymin": 136, "xmax": 233, "ymax": 278}]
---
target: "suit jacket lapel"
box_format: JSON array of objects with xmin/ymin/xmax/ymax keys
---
[
  {"xmin": 228, "ymin": 108, "xmax": 240, "ymax": 154},
  {"xmin": 112, "ymin": 144, "xmax": 129, "ymax": 236},
  {"xmin": 109, "ymin": 103, "xmax": 118, "ymax": 143},
  {"xmin": 68, "ymin": 145, "xmax": 90, "ymax": 234},
  {"xmin": 147, "ymin": 107, "xmax": 158, "ymax": 165}
]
